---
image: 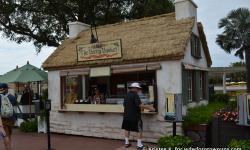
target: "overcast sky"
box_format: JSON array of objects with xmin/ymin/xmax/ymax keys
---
[{"xmin": 0, "ymin": 0, "xmax": 250, "ymax": 74}]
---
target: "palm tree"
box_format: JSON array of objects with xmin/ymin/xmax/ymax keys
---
[{"xmin": 216, "ymin": 8, "xmax": 250, "ymax": 93}]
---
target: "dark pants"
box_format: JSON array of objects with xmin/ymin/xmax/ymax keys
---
[{"xmin": 122, "ymin": 119, "xmax": 143, "ymax": 132}]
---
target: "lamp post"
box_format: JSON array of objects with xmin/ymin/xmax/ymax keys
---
[{"xmin": 45, "ymin": 99, "xmax": 55, "ymax": 150}]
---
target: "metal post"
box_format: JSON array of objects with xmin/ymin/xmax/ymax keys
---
[
  {"xmin": 45, "ymin": 100, "xmax": 55, "ymax": 150},
  {"xmin": 46, "ymin": 111, "xmax": 51, "ymax": 150},
  {"xmin": 222, "ymin": 72, "xmax": 226, "ymax": 94},
  {"xmin": 173, "ymin": 121, "xmax": 176, "ymax": 136}
]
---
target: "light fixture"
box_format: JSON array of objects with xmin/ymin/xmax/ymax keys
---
[{"xmin": 90, "ymin": 27, "xmax": 98, "ymax": 43}]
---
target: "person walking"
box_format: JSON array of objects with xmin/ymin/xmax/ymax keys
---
[
  {"xmin": 0, "ymin": 83, "xmax": 17, "ymax": 150},
  {"xmin": 0, "ymin": 116, "xmax": 7, "ymax": 143},
  {"xmin": 122, "ymin": 82, "xmax": 155, "ymax": 149}
]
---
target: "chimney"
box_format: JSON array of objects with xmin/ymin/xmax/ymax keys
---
[
  {"xmin": 174, "ymin": 0, "xmax": 197, "ymax": 20},
  {"xmin": 68, "ymin": 22, "xmax": 90, "ymax": 38}
]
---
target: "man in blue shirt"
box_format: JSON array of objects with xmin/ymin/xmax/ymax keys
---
[{"xmin": 0, "ymin": 83, "xmax": 17, "ymax": 150}]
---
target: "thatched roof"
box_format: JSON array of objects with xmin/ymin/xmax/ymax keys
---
[{"xmin": 43, "ymin": 13, "xmax": 197, "ymax": 70}]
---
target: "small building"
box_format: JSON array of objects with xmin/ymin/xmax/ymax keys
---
[
  {"xmin": 43, "ymin": 0, "xmax": 212, "ymax": 142},
  {"xmin": 209, "ymin": 67, "xmax": 246, "ymax": 94}
]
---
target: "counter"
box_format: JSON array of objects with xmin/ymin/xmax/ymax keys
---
[{"xmin": 58, "ymin": 104, "xmax": 157, "ymax": 114}]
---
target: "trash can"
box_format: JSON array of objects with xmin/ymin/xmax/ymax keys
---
[{"xmin": 32, "ymin": 99, "xmax": 40, "ymax": 113}]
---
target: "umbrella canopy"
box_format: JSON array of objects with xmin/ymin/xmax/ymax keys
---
[
  {"xmin": 0, "ymin": 75, "xmax": 5, "ymax": 83},
  {"xmin": 1, "ymin": 61, "xmax": 47, "ymax": 83}
]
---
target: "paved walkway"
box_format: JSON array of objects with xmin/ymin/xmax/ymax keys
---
[{"xmin": 0, "ymin": 129, "xmax": 156, "ymax": 150}]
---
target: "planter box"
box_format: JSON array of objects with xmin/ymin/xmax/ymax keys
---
[
  {"xmin": 185, "ymin": 124, "xmax": 210, "ymax": 147},
  {"xmin": 211, "ymin": 117, "xmax": 250, "ymax": 147},
  {"xmin": 37, "ymin": 116, "xmax": 47, "ymax": 133},
  {"xmin": 186, "ymin": 124, "xmax": 208, "ymax": 131}
]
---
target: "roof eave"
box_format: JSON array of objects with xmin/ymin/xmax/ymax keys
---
[{"xmin": 197, "ymin": 22, "xmax": 212, "ymax": 67}]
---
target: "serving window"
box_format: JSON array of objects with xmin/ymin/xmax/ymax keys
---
[
  {"xmin": 60, "ymin": 70, "xmax": 158, "ymax": 113},
  {"xmin": 62, "ymin": 75, "xmax": 83, "ymax": 104}
]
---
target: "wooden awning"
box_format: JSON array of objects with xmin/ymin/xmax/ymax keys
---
[
  {"xmin": 111, "ymin": 63, "xmax": 161, "ymax": 74},
  {"xmin": 60, "ymin": 68, "xmax": 90, "ymax": 76},
  {"xmin": 59, "ymin": 63, "xmax": 161, "ymax": 76},
  {"xmin": 183, "ymin": 63, "xmax": 208, "ymax": 71}
]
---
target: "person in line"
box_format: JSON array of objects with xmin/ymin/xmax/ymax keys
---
[
  {"xmin": 20, "ymin": 85, "xmax": 33, "ymax": 105},
  {"xmin": 0, "ymin": 83, "xmax": 17, "ymax": 150},
  {"xmin": 122, "ymin": 82, "xmax": 155, "ymax": 149},
  {"xmin": 0, "ymin": 116, "xmax": 7, "ymax": 148}
]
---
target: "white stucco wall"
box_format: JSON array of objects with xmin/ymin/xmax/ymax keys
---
[
  {"xmin": 48, "ymin": 71, "xmax": 61, "ymax": 111},
  {"xmin": 47, "ymin": 60, "xmax": 183, "ymax": 143},
  {"xmin": 157, "ymin": 61, "xmax": 182, "ymax": 118}
]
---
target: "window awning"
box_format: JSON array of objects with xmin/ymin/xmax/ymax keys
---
[
  {"xmin": 60, "ymin": 63, "xmax": 161, "ymax": 76},
  {"xmin": 60, "ymin": 68, "xmax": 90, "ymax": 76},
  {"xmin": 183, "ymin": 63, "xmax": 208, "ymax": 71},
  {"xmin": 111, "ymin": 63, "xmax": 161, "ymax": 74}
]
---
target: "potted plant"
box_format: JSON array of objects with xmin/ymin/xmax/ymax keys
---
[
  {"xmin": 183, "ymin": 102, "xmax": 226, "ymax": 147},
  {"xmin": 211, "ymin": 109, "xmax": 242, "ymax": 147},
  {"xmin": 20, "ymin": 118, "xmax": 38, "ymax": 132}
]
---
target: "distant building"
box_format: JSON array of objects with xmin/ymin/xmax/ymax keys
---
[{"xmin": 209, "ymin": 67, "xmax": 246, "ymax": 94}]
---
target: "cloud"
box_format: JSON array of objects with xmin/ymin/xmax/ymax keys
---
[
  {"xmin": 0, "ymin": 37, "xmax": 54, "ymax": 74},
  {"xmin": 193, "ymin": 0, "xmax": 250, "ymax": 66}
]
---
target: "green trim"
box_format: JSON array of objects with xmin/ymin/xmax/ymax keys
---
[
  {"xmin": 182, "ymin": 67, "xmax": 189, "ymax": 105},
  {"xmin": 205, "ymin": 71, "xmax": 209, "ymax": 100},
  {"xmin": 195, "ymin": 70, "xmax": 201, "ymax": 102}
]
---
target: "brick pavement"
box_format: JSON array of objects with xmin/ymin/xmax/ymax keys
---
[{"xmin": 0, "ymin": 129, "xmax": 156, "ymax": 150}]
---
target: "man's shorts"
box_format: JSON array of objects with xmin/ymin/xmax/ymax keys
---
[
  {"xmin": 122, "ymin": 119, "xmax": 143, "ymax": 132},
  {"xmin": 2, "ymin": 118, "xmax": 15, "ymax": 137}
]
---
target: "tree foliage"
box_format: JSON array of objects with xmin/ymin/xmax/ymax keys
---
[
  {"xmin": 229, "ymin": 61, "xmax": 246, "ymax": 82},
  {"xmin": 230, "ymin": 61, "xmax": 246, "ymax": 67},
  {"xmin": 0, "ymin": 0, "xmax": 174, "ymax": 52},
  {"xmin": 216, "ymin": 8, "xmax": 250, "ymax": 92},
  {"xmin": 216, "ymin": 8, "xmax": 250, "ymax": 60}
]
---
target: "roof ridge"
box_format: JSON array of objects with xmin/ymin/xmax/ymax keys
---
[
  {"xmin": 96, "ymin": 12, "xmax": 176, "ymax": 29},
  {"xmin": 73, "ymin": 12, "xmax": 195, "ymax": 40}
]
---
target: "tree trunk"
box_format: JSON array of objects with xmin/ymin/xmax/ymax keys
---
[{"xmin": 246, "ymin": 47, "xmax": 250, "ymax": 93}]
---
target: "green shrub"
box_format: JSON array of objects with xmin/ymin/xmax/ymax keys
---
[
  {"xmin": 228, "ymin": 139, "xmax": 250, "ymax": 149},
  {"xmin": 42, "ymin": 88, "xmax": 48, "ymax": 101},
  {"xmin": 157, "ymin": 135, "xmax": 192, "ymax": 148},
  {"xmin": 183, "ymin": 102, "xmax": 226, "ymax": 128},
  {"xmin": 19, "ymin": 119, "xmax": 38, "ymax": 132},
  {"xmin": 210, "ymin": 93, "xmax": 230, "ymax": 103},
  {"xmin": 226, "ymin": 100, "xmax": 237, "ymax": 110}
]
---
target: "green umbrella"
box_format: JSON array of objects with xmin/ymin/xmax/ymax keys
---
[
  {"xmin": 0, "ymin": 75, "xmax": 4, "ymax": 83},
  {"xmin": 1, "ymin": 61, "xmax": 48, "ymax": 115},
  {"xmin": 1, "ymin": 61, "xmax": 47, "ymax": 83}
]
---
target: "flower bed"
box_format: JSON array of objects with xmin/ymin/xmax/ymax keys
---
[{"xmin": 215, "ymin": 110, "xmax": 238, "ymax": 122}]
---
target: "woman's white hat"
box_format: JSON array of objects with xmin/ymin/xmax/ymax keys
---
[{"xmin": 129, "ymin": 82, "xmax": 142, "ymax": 89}]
